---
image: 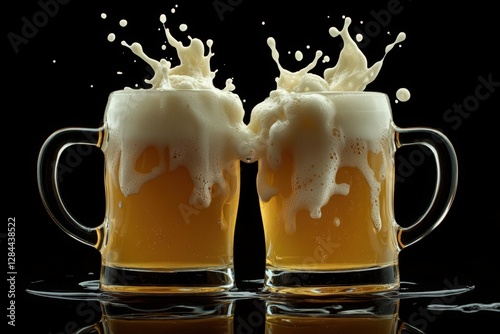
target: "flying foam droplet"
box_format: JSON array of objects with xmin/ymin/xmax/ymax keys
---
[
  {"xmin": 119, "ymin": 19, "xmax": 128, "ymax": 27},
  {"xmin": 385, "ymin": 32, "xmax": 406, "ymax": 53},
  {"xmin": 180, "ymin": 23, "xmax": 188, "ymax": 32},
  {"xmin": 160, "ymin": 14, "xmax": 167, "ymax": 24},
  {"xmin": 356, "ymin": 34, "xmax": 363, "ymax": 42},
  {"xmin": 101, "ymin": 13, "xmax": 107, "ymax": 19},
  {"xmin": 396, "ymin": 88, "xmax": 411, "ymax": 102},
  {"xmin": 107, "ymin": 33, "xmax": 116, "ymax": 42},
  {"xmin": 295, "ymin": 50, "xmax": 304, "ymax": 61}
]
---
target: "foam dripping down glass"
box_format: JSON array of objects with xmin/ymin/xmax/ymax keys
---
[
  {"xmin": 37, "ymin": 20, "xmax": 253, "ymax": 294},
  {"xmin": 248, "ymin": 17, "xmax": 458, "ymax": 295}
]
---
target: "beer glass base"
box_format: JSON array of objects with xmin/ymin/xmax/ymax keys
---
[
  {"xmin": 264, "ymin": 264, "xmax": 399, "ymax": 296},
  {"xmin": 99, "ymin": 265, "xmax": 235, "ymax": 295}
]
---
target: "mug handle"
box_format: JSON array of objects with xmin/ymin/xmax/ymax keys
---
[
  {"xmin": 37, "ymin": 126, "xmax": 106, "ymax": 248},
  {"xmin": 393, "ymin": 125, "xmax": 458, "ymax": 248}
]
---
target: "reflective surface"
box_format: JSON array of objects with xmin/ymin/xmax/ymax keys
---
[{"xmin": 23, "ymin": 273, "xmax": 499, "ymax": 333}]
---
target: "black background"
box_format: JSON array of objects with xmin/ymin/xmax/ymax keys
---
[{"xmin": 2, "ymin": 0, "xmax": 500, "ymax": 332}]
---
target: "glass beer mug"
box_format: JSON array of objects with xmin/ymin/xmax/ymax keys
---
[
  {"xmin": 37, "ymin": 89, "xmax": 249, "ymax": 294},
  {"xmin": 251, "ymin": 91, "xmax": 458, "ymax": 295}
]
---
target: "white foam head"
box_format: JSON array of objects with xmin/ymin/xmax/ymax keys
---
[{"xmin": 103, "ymin": 89, "xmax": 253, "ymax": 208}]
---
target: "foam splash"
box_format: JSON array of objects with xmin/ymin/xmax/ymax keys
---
[
  {"xmin": 325, "ymin": 17, "xmax": 406, "ymax": 91},
  {"xmin": 103, "ymin": 14, "xmax": 252, "ymax": 208},
  {"xmin": 265, "ymin": 17, "xmax": 405, "ymax": 94},
  {"xmin": 249, "ymin": 16, "xmax": 405, "ymax": 232},
  {"xmin": 120, "ymin": 15, "xmax": 234, "ymax": 92}
]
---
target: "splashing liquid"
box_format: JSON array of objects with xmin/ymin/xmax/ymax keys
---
[
  {"xmin": 104, "ymin": 14, "xmax": 252, "ymax": 207},
  {"xmin": 249, "ymin": 17, "xmax": 405, "ymax": 233}
]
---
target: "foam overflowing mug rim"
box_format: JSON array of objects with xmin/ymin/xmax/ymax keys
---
[
  {"xmin": 288, "ymin": 90, "xmax": 390, "ymax": 106},
  {"xmin": 264, "ymin": 90, "xmax": 393, "ymax": 113}
]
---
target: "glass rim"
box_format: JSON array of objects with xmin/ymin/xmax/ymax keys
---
[
  {"xmin": 109, "ymin": 88, "xmax": 223, "ymax": 95},
  {"xmin": 110, "ymin": 89, "xmax": 388, "ymax": 95}
]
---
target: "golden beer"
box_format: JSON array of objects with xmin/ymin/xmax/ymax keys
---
[
  {"xmin": 101, "ymin": 146, "xmax": 239, "ymax": 270},
  {"xmin": 260, "ymin": 149, "xmax": 398, "ymax": 271}
]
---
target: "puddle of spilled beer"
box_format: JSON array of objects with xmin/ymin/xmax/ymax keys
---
[{"xmin": 26, "ymin": 272, "xmax": 480, "ymax": 304}]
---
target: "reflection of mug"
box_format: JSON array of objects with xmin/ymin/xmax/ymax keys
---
[
  {"xmin": 76, "ymin": 297, "xmax": 234, "ymax": 333},
  {"xmin": 251, "ymin": 92, "xmax": 458, "ymax": 295},
  {"xmin": 38, "ymin": 89, "xmax": 248, "ymax": 293},
  {"xmin": 266, "ymin": 296, "xmax": 424, "ymax": 334}
]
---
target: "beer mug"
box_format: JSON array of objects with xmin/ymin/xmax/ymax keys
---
[
  {"xmin": 37, "ymin": 89, "xmax": 248, "ymax": 294},
  {"xmin": 250, "ymin": 91, "xmax": 458, "ymax": 295}
]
